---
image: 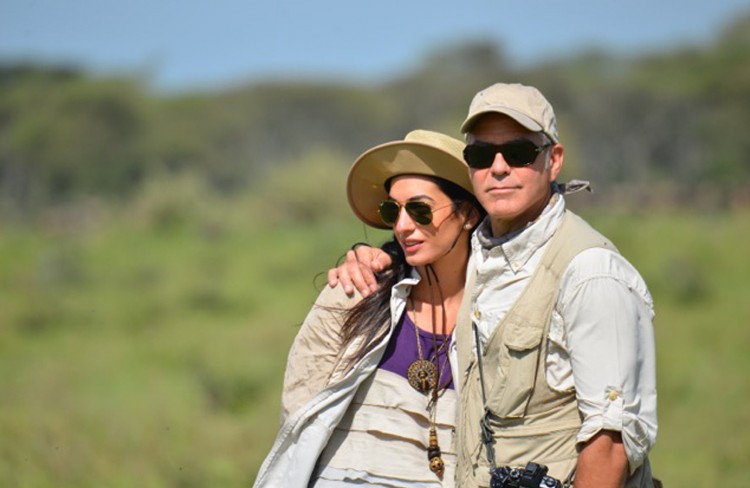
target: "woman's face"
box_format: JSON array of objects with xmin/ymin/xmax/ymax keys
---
[{"xmin": 386, "ymin": 175, "xmax": 470, "ymax": 268}]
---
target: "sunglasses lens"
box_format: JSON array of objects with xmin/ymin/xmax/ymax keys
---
[
  {"xmin": 501, "ymin": 140, "xmax": 538, "ymax": 166},
  {"xmin": 463, "ymin": 145, "xmax": 494, "ymax": 169},
  {"xmin": 405, "ymin": 202, "xmax": 433, "ymax": 225},
  {"xmin": 378, "ymin": 201, "xmax": 435, "ymax": 226},
  {"xmin": 464, "ymin": 140, "xmax": 542, "ymax": 168},
  {"xmin": 378, "ymin": 201, "xmax": 399, "ymax": 226}
]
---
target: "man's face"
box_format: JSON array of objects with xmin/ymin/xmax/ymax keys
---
[{"xmin": 468, "ymin": 113, "xmax": 563, "ymax": 237}]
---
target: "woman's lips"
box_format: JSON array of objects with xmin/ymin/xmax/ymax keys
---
[{"xmin": 401, "ymin": 240, "xmax": 423, "ymax": 253}]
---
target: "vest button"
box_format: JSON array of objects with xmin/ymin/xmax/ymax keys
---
[{"xmin": 608, "ymin": 390, "xmax": 620, "ymax": 401}]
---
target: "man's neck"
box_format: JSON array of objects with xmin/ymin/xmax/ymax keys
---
[{"xmin": 489, "ymin": 193, "xmax": 554, "ymax": 238}]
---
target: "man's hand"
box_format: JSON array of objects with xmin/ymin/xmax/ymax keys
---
[
  {"xmin": 574, "ymin": 430, "xmax": 628, "ymax": 488},
  {"xmin": 327, "ymin": 245, "xmax": 393, "ymax": 297}
]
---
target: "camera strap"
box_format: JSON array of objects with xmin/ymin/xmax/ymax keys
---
[
  {"xmin": 472, "ymin": 321, "xmax": 577, "ymax": 488},
  {"xmin": 472, "ymin": 321, "xmax": 498, "ymax": 470}
]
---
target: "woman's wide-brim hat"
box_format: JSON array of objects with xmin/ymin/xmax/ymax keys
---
[{"xmin": 347, "ymin": 129, "xmax": 474, "ymax": 229}]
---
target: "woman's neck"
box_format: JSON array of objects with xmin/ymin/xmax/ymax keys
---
[
  {"xmin": 408, "ymin": 260, "xmax": 466, "ymax": 335},
  {"xmin": 410, "ymin": 246, "xmax": 468, "ymax": 306}
]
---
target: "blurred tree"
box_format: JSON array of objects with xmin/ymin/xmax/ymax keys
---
[
  {"xmin": 1, "ymin": 10, "xmax": 749, "ymax": 216},
  {"xmin": 253, "ymin": 147, "xmax": 351, "ymax": 224},
  {"xmin": 0, "ymin": 68, "xmax": 152, "ymax": 211}
]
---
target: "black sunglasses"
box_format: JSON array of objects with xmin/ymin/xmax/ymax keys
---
[
  {"xmin": 378, "ymin": 200, "xmax": 453, "ymax": 227},
  {"xmin": 463, "ymin": 139, "xmax": 552, "ymax": 169}
]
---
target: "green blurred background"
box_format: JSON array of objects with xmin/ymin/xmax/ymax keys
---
[{"xmin": 2, "ymin": 3, "xmax": 750, "ymax": 488}]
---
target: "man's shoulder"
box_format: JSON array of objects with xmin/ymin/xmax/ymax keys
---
[
  {"xmin": 560, "ymin": 210, "xmax": 617, "ymax": 250},
  {"xmin": 559, "ymin": 211, "xmax": 641, "ymax": 275},
  {"xmin": 562, "ymin": 246, "xmax": 653, "ymax": 308},
  {"xmin": 540, "ymin": 210, "xmax": 619, "ymax": 277},
  {"xmin": 554, "ymin": 212, "xmax": 651, "ymax": 298}
]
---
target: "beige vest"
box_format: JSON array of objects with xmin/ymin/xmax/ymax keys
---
[{"xmin": 455, "ymin": 211, "xmax": 653, "ymax": 488}]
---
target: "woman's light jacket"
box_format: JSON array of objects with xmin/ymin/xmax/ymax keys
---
[{"xmin": 253, "ymin": 271, "xmax": 446, "ymax": 488}]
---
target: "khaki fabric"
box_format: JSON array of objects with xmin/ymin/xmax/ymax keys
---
[
  {"xmin": 281, "ymin": 284, "xmax": 376, "ymax": 422},
  {"xmin": 257, "ymin": 283, "xmax": 393, "ymax": 488},
  {"xmin": 455, "ymin": 211, "xmax": 654, "ymax": 487},
  {"xmin": 317, "ymin": 369, "xmax": 456, "ymax": 486}
]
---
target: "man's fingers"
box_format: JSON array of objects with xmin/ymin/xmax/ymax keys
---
[
  {"xmin": 327, "ymin": 250, "xmax": 376, "ymax": 297},
  {"xmin": 357, "ymin": 262, "xmax": 379, "ymax": 295},
  {"xmin": 328, "ymin": 245, "xmax": 391, "ymax": 297},
  {"xmin": 327, "ymin": 267, "xmax": 349, "ymax": 293},
  {"xmin": 371, "ymin": 253, "xmax": 388, "ymax": 272},
  {"xmin": 344, "ymin": 250, "xmax": 375, "ymax": 297},
  {"xmin": 370, "ymin": 248, "xmax": 393, "ymax": 273}
]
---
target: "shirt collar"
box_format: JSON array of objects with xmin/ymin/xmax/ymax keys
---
[
  {"xmin": 472, "ymin": 192, "xmax": 566, "ymax": 272},
  {"xmin": 391, "ymin": 267, "xmax": 421, "ymax": 298}
]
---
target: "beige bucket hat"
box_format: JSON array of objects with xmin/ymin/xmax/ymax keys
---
[
  {"xmin": 347, "ymin": 129, "xmax": 473, "ymax": 229},
  {"xmin": 460, "ymin": 82, "xmax": 560, "ymax": 143}
]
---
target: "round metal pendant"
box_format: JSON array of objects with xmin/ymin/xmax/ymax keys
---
[{"xmin": 407, "ymin": 359, "xmax": 438, "ymax": 393}]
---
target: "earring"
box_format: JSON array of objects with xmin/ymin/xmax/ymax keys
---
[{"xmin": 464, "ymin": 223, "xmax": 472, "ymax": 230}]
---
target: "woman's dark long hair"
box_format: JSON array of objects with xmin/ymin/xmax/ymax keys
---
[{"xmin": 338, "ymin": 175, "xmax": 486, "ymax": 367}]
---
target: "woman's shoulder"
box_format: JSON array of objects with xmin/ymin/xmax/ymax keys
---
[{"xmin": 313, "ymin": 283, "xmax": 366, "ymax": 310}]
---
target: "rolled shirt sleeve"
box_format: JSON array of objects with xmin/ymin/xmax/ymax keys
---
[{"xmin": 552, "ymin": 248, "xmax": 657, "ymax": 472}]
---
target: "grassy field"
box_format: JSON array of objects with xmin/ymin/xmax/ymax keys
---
[{"xmin": 1, "ymin": 202, "xmax": 748, "ymax": 487}]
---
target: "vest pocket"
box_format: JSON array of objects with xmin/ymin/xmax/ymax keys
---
[{"xmin": 484, "ymin": 317, "xmax": 544, "ymax": 418}]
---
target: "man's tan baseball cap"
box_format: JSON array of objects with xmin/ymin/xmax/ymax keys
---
[
  {"xmin": 347, "ymin": 129, "xmax": 473, "ymax": 229},
  {"xmin": 460, "ymin": 82, "xmax": 559, "ymax": 143}
]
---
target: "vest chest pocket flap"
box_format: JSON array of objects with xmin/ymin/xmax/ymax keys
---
[{"xmin": 484, "ymin": 314, "xmax": 545, "ymax": 419}]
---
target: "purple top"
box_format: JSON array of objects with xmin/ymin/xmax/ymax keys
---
[{"xmin": 378, "ymin": 311, "xmax": 454, "ymax": 390}]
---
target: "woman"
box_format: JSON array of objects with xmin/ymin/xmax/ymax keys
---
[{"xmin": 254, "ymin": 130, "xmax": 485, "ymax": 488}]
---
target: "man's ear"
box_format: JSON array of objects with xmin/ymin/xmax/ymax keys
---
[
  {"xmin": 463, "ymin": 205, "xmax": 482, "ymax": 230},
  {"xmin": 548, "ymin": 144, "xmax": 564, "ymax": 182}
]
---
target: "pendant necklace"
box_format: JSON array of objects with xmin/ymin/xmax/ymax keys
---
[
  {"xmin": 404, "ymin": 265, "xmax": 450, "ymax": 478},
  {"xmin": 406, "ymin": 297, "xmax": 439, "ymax": 394}
]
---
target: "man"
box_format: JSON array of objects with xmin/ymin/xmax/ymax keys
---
[{"xmin": 329, "ymin": 83, "xmax": 657, "ymax": 488}]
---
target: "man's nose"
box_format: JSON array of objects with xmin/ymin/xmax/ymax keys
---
[{"xmin": 489, "ymin": 151, "xmax": 511, "ymax": 174}]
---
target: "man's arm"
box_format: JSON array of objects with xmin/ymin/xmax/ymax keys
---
[
  {"xmin": 559, "ymin": 249, "xmax": 657, "ymax": 485},
  {"xmin": 326, "ymin": 245, "xmax": 393, "ymax": 297},
  {"xmin": 574, "ymin": 430, "xmax": 628, "ymax": 488}
]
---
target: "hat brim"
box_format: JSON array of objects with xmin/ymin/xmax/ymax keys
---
[{"xmin": 347, "ymin": 140, "xmax": 474, "ymax": 229}]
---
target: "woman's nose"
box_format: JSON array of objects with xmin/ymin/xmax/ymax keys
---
[{"xmin": 394, "ymin": 207, "xmax": 416, "ymax": 232}]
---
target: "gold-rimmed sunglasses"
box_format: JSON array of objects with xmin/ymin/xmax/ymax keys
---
[{"xmin": 377, "ymin": 200, "xmax": 454, "ymax": 227}]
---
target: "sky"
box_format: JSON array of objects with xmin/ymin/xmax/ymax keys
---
[{"xmin": 2, "ymin": 0, "xmax": 749, "ymax": 93}]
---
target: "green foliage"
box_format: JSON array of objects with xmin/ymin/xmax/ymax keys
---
[
  {"xmin": 2, "ymin": 12, "xmax": 750, "ymax": 216},
  {"xmin": 0, "ymin": 73, "xmax": 153, "ymax": 211},
  {"xmin": 0, "ymin": 191, "xmax": 386, "ymax": 487},
  {"xmin": 0, "ymin": 198, "xmax": 748, "ymax": 487},
  {"xmin": 253, "ymin": 148, "xmax": 352, "ymax": 224},
  {"xmin": 1, "ymin": 17, "xmax": 750, "ymax": 485},
  {"xmin": 580, "ymin": 209, "xmax": 750, "ymax": 487}
]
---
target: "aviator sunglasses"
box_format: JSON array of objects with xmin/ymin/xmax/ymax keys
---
[
  {"xmin": 463, "ymin": 139, "xmax": 552, "ymax": 169},
  {"xmin": 378, "ymin": 200, "xmax": 454, "ymax": 227}
]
